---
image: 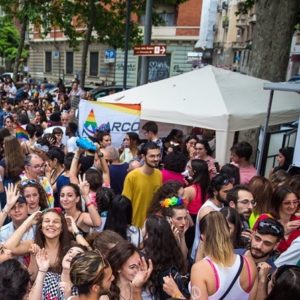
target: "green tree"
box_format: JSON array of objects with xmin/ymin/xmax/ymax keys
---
[
  {"xmin": 52, "ymin": 0, "xmax": 187, "ymax": 87},
  {"xmin": 0, "ymin": 17, "xmax": 27, "ymax": 68},
  {"xmin": 0, "ymin": 0, "xmax": 58, "ymax": 81}
]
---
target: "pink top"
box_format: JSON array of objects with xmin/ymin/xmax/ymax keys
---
[
  {"xmin": 239, "ymin": 165, "xmax": 257, "ymax": 184},
  {"xmin": 161, "ymin": 169, "xmax": 185, "ymax": 185}
]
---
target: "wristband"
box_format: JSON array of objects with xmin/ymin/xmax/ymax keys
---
[
  {"xmin": 97, "ymin": 151, "xmax": 104, "ymax": 158},
  {"xmin": 74, "ymin": 156, "xmax": 79, "ymax": 160},
  {"xmin": 74, "ymin": 231, "xmax": 83, "ymax": 237}
]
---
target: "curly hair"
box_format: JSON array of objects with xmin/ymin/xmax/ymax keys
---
[
  {"xmin": 147, "ymin": 181, "xmax": 183, "ymax": 216},
  {"xmin": 142, "ymin": 215, "xmax": 186, "ymax": 298},
  {"xmin": 163, "ymin": 151, "xmax": 187, "ymax": 173},
  {"xmin": 17, "ymin": 180, "xmax": 48, "ymax": 210},
  {"xmin": 34, "ymin": 209, "xmax": 72, "ymax": 273}
]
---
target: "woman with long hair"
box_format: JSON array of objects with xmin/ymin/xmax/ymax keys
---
[
  {"xmin": 0, "ymin": 135, "xmax": 24, "ymax": 194},
  {"xmin": 191, "ymin": 211, "xmax": 257, "ymax": 300},
  {"xmin": 107, "ymin": 240, "xmax": 153, "ymax": 300},
  {"xmin": 29, "ymin": 243, "xmax": 87, "ymax": 300},
  {"xmin": 220, "ymin": 207, "xmax": 243, "ymax": 248},
  {"xmin": 60, "ymin": 181, "xmax": 101, "ymax": 236},
  {"xmin": 248, "ymin": 176, "xmax": 273, "ymax": 228},
  {"xmin": 120, "ymin": 132, "xmax": 140, "ymax": 163},
  {"xmin": 141, "ymin": 215, "xmax": 187, "ymax": 300},
  {"xmin": 104, "ymin": 195, "xmax": 142, "ymax": 247},
  {"xmin": 4, "ymin": 208, "xmax": 72, "ymax": 280},
  {"xmin": 17, "ymin": 179, "xmax": 48, "ymax": 214},
  {"xmin": 183, "ymin": 159, "xmax": 210, "ymax": 249}
]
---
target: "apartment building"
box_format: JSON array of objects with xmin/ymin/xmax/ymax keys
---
[
  {"xmin": 28, "ymin": 0, "xmax": 202, "ymax": 86},
  {"xmin": 212, "ymin": 0, "xmax": 256, "ymax": 73}
]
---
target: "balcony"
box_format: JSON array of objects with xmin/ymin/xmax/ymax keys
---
[
  {"xmin": 232, "ymin": 41, "xmax": 246, "ymax": 49},
  {"xmin": 249, "ymin": 14, "xmax": 256, "ymax": 23},
  {"xmin": 139, "ymin": 26, "xmax": 200, "ymax": 40},
  {"xmin": 236, "ymin": 16, "xmax": 247, "ymax": 28}
]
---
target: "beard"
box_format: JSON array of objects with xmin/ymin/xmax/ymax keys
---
[
  {"xmin": 144, "ymin": 158, "xmax": 159, "ymax": 169},
  {"xmin": 216, "ymin": 192, "xmax": 227, "ymax": 204},
  {"xmin": 250, "ymin": 247, "xmax": 273, "ymax": 260}
]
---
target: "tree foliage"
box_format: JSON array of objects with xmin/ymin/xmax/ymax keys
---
[{"xmin": 0, "ymin": 17, "xmax": 28, "ymax": 66}]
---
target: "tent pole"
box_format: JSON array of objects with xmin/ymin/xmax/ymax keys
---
[{"xmin": 257, "ymin": 90, "xmax": 274, "ymax": 175}]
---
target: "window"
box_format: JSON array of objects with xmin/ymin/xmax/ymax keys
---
[
  {"xmin": 45, "ymin": 51, "xmax": 52, "ymax": 73},
  {"xmin": 66, "ymin": 52, "xmax": 74, "ymax": 75},
  {"xmin": 89, "ymin": 52, "xmax": 99, "ymax": 76}
]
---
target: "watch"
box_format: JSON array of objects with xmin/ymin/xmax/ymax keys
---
[{"xmin": 97, "ymin": 150, "xmax": 104, "ymax": 158}]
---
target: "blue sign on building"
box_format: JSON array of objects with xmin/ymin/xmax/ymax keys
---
[{"xmin": 105, "ymin": 49, "xmax": 116, "ymax": 59}]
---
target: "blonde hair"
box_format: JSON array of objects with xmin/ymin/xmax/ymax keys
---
[
  {"xmin": 70, "ymin": 251, "xmax": 109, "ymax": 295},
  {"xmin": 200, "ymin": 211, "xmax": 234, "ymax": 266}
]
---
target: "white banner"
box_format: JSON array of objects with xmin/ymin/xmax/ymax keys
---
[{"xmin": 78, "ymin": 100, "xmax": 141, "ymax": 147}]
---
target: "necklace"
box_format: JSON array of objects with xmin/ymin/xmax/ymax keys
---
[{"xmin": 119, "ymin": 286, "xmax": 132, "ymax": 300}]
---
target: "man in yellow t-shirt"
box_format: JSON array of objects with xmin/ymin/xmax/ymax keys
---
[{"xmin": 122, "ymin": 142, "xmax": 162, "ymax": 228}]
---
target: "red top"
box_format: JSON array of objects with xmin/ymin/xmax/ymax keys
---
[
  {"xmin": 277, "ymin": 215, "xmax": 300, "ymax": 253},
  {"xmin": 187, "ymin": 184, "xmax": 203, "ymax": 215}
]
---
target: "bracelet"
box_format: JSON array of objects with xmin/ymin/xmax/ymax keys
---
[
  {"xmin": 38, "ymin": 269, "xmax": 47, "ymax": 273},
  {"xmin": 74, "ymin": 156, "xmax": 79, "ymax": 160}
]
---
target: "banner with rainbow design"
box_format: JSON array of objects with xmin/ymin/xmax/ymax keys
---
[{"xmin": 79, "ymin": 100, "xmax": 141, "ymax": 146}]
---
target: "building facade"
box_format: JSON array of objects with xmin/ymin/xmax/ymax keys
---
[
  {"xmin": 28, "ymin": 0, "xmax": 202, "ymax": 86},
  {"xmin": 212, "ymin": 0, "xmax": 255, "ymax": 73}
]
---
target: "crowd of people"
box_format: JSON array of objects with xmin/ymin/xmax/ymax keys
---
[{"xmin": 0, "ymin": 79, "xmax": 299, "ymax": 300}]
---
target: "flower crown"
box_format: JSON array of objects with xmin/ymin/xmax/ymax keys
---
[{"xmin": 160, "ymin": 196, "xmax": 184, "ymax": 208}]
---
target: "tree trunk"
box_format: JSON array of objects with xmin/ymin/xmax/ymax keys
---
[
  {"xmin": 80, "ymin": 0, "xmax": 96, "ymax": 88},
  {"xmin": 13, "ymin": 16, "xmax": 27, "ymax": 82},
  {"xmin": 249, "ymin": 0, "xmax": 299, "ymax": 81}
]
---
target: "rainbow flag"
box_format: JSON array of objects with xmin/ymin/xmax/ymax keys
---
[
  {"xmin": 15, "ymin": 125, "xmax": 29, "ymax": 141},
  {"xmin": 82, "ymin": 109, "xmax": 98, "ymax": 137}
]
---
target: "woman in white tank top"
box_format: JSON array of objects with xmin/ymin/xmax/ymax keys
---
[{"xmin": 191, "ymin": 211, "xmax": 257, "ymax": 300}]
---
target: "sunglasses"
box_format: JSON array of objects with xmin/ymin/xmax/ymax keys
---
[
  {"xmin": 258, "ymin": 221, "xmax": 283, "ymax": 235},
  {"xmin": 20, "ymin": 179, "xmax": 37, "ymax": 187}
]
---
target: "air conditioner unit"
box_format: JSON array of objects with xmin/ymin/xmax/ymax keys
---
[{"xmin": 217, "ymin": 4, "xmax": 222, "ymax": 13}]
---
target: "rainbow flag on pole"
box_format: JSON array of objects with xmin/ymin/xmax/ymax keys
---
[{"xmin": 15, "ymin": 124, "xmax": 29, "ymax": 141}]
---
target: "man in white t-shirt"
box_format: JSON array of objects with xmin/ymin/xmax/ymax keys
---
[{"xmin": 66, "ymin": 122, "xmax": 78, "ymax": 153}]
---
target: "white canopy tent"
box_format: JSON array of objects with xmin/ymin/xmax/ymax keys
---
[{"xmin": 98, "ymin": 65, "xmax": 300, "ymax": 166}]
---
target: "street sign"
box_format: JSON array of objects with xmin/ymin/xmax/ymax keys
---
[
  {"xmin": 104, "ymin": 49, "xmax": 116, "ymax": 63},
  {"xmin": 133, "ymin": 45, "xmax": 167, "ymax": 56}
]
